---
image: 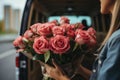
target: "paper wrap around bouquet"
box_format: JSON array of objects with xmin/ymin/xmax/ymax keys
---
[{"xmin": 13, "ymin": 16, "xmax": 97, "ymax": 79}]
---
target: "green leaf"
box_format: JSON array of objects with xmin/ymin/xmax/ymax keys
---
[
  {"xmin": 44, "ymin": 50, "xmax": 50, "ymax": 63},
  {"xmin": 73, "ymin": 43, "xmax": 78, "ymax": 51}
]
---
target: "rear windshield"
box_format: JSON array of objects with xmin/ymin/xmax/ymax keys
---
[{"xmin": 48, "ymin": 15, "xmax": 92, "ymax": 27}]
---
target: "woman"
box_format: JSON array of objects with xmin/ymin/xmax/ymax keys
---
[{"xmin": 44, "ymin": 0, "xmax": 120, "ymax": 80}]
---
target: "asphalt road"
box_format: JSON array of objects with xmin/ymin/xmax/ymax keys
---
[{"xmin": 0, "ymin": 41, "xmax": 16, "ymax": 80}]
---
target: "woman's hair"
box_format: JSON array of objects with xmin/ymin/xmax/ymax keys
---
[{"xmin": 100, "ymin": 0, "xmax": 120, "ymax": 49}]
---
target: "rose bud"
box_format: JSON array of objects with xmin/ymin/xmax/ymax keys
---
[
  {"xmin": 87, "ymin": 27, "xmax": 96, "ymax": 38},
  {"xmin": 23, "ymin": 30, "xmax": 34, "ymax": 41},
  {"xmin": 67, "ymin": 30, "xmax": 75, "ymax": 39},
  {"xmin": 49, "ymin": 20, "xmax": 58, "ymax": 25},
  {"xmin": 37, "ymin": 23, "xmax": 54, "ymax": 36},
  {"xmin": 52, "ymin": 26, "xmax": 65, "ymax": 36},
  {"xmin": 61, "ymin": 24, "xmax": 75, "ymax": 31},
  {"xmin": 22, "ymin": 37, "xmax": 29, "ymax": 43},
  {"xmin": 13, "ymin": 36, "xmax": 25, "ymax": 49},
  {"xmin": 60, "ymin": 16, "xmax": 70, "ymax": 24},
  {"xmin": 30, "ymin": 23, "xmax": 41, "ymax": 33}
]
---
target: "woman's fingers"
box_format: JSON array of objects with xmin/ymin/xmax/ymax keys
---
[
  {"xmin": 52, "ymin": 59, "xmax": 65, "ymax": 75},
  {"xmin": 44, "ymin": 64, "xmax": 53, "ymax": 77},
  {"xmin": 36, "ymin": 59, "xmax": 66, "ymax": 80},
  {"xmin": 52, "ymin": 59, "xmax": 59, "ymax": 69},
  {"xmin": 52, "ymin": 59, "xmax": 62, "ymax": 71}
]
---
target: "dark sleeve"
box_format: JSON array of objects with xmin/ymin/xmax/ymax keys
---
[{"xmin": 97, "ymin": 37, "xmax": 120, "ymax": 80}]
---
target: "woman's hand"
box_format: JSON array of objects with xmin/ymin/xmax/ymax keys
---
[{"xmin": 43, "ymin": 59, "xmax": 70, "ymax": 80}]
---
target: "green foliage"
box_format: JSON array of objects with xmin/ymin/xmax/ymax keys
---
[
  {"xmin": 0, "ymin": 20, "xmax": 4, "ymax": 33},
  {"xmin": 44, "ymin": 51, "xmax": 50, "ymax": 63},
  {"xmin": 73, "ymin": 43, "xmax": 79, "ymax": 51}
]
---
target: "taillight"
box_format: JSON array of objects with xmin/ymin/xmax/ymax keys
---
[{"xmin": 16, "ymin": 54, "xmax": 19, "ymax": 67}]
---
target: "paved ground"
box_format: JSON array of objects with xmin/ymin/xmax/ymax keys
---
[{"xmin": 0, "ymin": 41, "xmax": 16, "ymax": 80}]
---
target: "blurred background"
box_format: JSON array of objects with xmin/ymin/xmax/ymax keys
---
[{"xmin": 0, "ymin": 0, "xmax": 26, "ymax": 80}]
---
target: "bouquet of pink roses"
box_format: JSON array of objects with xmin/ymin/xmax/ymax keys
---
[{"xmin": 13, "ymin": 16, "xmax": 97, "ymax": 79}]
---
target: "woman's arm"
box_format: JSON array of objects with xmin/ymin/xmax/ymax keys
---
[{"xmin": 97, "ymin": 37, "xmax": 120, "ymax": 80}]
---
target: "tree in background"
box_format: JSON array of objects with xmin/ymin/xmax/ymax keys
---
[{"xmin": 0, "ymin": 20, "xmax": 4, "ymax": 34}]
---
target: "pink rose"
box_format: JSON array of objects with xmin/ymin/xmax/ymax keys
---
[
  {"xmin": 49, "ymin": 20, "xmax": 58, "ymax": 25},
  {"xmin": 87, "ymin": 33, "xmax": 97, "ymax": 47},
  {"xmin": 75, "ymin": 29, "xmax": 90, "ymax": 45},
  {"xmin": 52, "ymin": 26, "xmax": 65, "ymax": 36},
  {"xmin": 67, "ymin": 30, "xmax": 75, "ymax": 39},
  {"xmin": 60, "ymin": 16, "xmax": 70, "ymax": 24},
  {"xmin": 49, "ymin": 35, "xmax": 70, "ymax": 54},
  {"xmin": 61, "ymin": 24, "xmax": 75, "ymax": 31},
  {"xmin": 30, "ymin": 23, "xmax": 41, "ymax": 33},
  {"xmin": 23, "ymin": 30, "xmax": 34, "ymax": 40},
  {"xmin": 37, "ymin": 23, "xmax": 54, "ymax": 36},
  {"xmin": 33, "ymin": 36, "xmax": 49, "ymax": 54},
  {"xmin": 13, "ymin": 36, "xmax": 25, "ymax": 49},
  {"xmin": 75, "ymin": 29, "xmax": 81, "ymax": 35},
  {"xmin": 87, "ymin": 27, "xmax": 96, "ymax": 37}
]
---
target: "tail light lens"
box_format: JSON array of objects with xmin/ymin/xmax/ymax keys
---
[{"xmin": 16, "ymin": 55, "xmax": 19, "ymax": 67}]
